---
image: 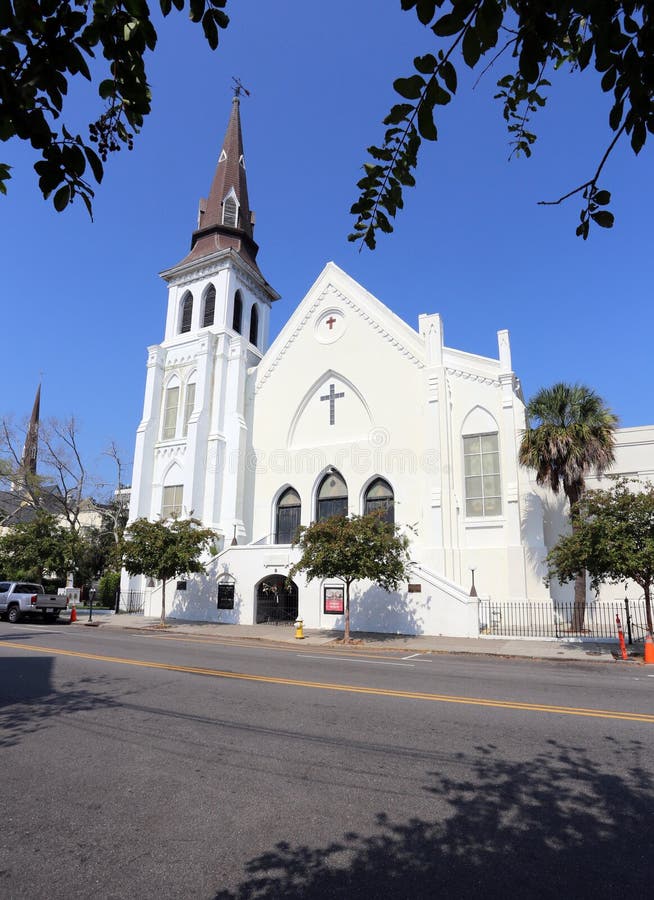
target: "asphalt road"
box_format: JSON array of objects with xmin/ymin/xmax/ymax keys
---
[{"xmin": 1, "ymin": 620, "xmax": 653, "ymax": 899}]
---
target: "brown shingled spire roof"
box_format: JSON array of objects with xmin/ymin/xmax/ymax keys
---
[
  {"xmin": 185, "ymin": 95, "xmax": 261, "ymax": 271},
  {"xmin": 20, "ymin": 383, "xmax": 40, "ymax": 476}
]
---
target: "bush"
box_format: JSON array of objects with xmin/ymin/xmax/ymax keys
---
[{"xmin": 97, "ymin": 571, "xmax": 121, "ymax": 606}]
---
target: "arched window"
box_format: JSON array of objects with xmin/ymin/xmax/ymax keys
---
[
  {"xmin": 180, "ymin": 292, "xmax": 193, "ymax": 333},
  {"xmin": 317, "ymin": 471, "xmax": 348, "ymax": 521},
  {"xmin": 182, "ymin": 381, "xmax": 196, "ymax": 438},
  {"xmin": 233, "ymin": 291, "xmax": 243, "ymax": 334},
  {"xmin": 364, "ymin": 478, "xmax": 394, "ymax": 524},
  {"xmin": 223, "ymin": 193, "xmax": 238, "ymax": 227},
  {"xmin": 202, "ymin": 285, "xmax": 215, "ymax": 327},
  {"xmin": 463, "ymin": 432, "xmax": 502, "ymax": 517},
  {"xmin": 275, "ymin": 488, "xmax": 301, "ymax": 544},
  {"xmin": 161, "ymin": 484, "xmax": 183, "ymax": 519},
  {"xmin": 161, "ymin": 464, "xmax": 183, "ymax": 519},
  {"xmin": 161, "ymin": 383, "xmax": 180, "ymax": 440},
  {"xmin": 249, "ymin": 303, "xmax": 259, "ymax": 347}
]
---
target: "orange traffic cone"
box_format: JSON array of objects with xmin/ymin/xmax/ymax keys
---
[
  {"xmin": 644, "ymin": 633, "xmax": 654, "ymax": 665},
  {"xmin": 70, "ymin": 605, "xmax": 77, "ymax": 623}
]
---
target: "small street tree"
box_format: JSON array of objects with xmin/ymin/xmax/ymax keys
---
[
  {"xmin": 122, "ymin": 517, "xmax": 216, "ymax": 626},
  {"xmin": 518, "ymin": 383, "xmax": 617, "ymax": 629},
  {"xmin": 547, "ymin": 479, "xmax": 654, "ymax": 635},
  {"xmin": 289, "ymin": 512, "xmax": 412, "ymax": 642},
  {"xmin": 0, "ymin": 512, "xmax": 72, "ymax": 583}
]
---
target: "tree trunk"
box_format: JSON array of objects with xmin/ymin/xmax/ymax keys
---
[
  {"xmin": 645, "ymin": 583, "xmax": 653, "ymax": 635},
  {"xmin": 344, "ymin": 581, "xmax": 350, "ymax": 643},
  {"xmin": 568, "ymin": 487, "xmax": 587, "ymax": 632},
  {"xmin": 571, "ymin": 571, "xmax": 587, "ymax": 633},
  {"xmin": 160, "ymin": 578, "xmax": 167, "ymax": 627}
]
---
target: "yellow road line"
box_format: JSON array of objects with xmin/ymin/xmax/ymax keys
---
[{"xmin": 2, "ymin": 640, "xmax": 652, "ymax": 724}]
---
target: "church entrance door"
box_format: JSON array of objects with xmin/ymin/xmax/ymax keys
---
[{"xmin": 255, "ymin": 575, "xmax": 298, "ymax": 625}]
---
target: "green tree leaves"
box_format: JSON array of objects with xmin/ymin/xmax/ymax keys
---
[
  {"xmin": 122, "ymin": 516, "xmax": 216, "ymax": 625},
  {"xmin": 547, "ymin": 479, "xmax": 654, "ymax": 633},
  {"xmin": 0, "ymin": 513, "xmax": 71, "ymax": 583},
  {"xmin": 289, "ymin": 512, "xmax": 412, "ymax": 641},
  {"xmin": 351, "ymin": 1, "xmax": 653, "ymax": 248},
  {"xmin": 0, "ymin": 0, "xmax": 229, "ymax": 213}
]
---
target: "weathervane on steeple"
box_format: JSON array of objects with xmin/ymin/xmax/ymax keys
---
[{"xmin": 231, "ymin": 77, "xmax": 250, "ymax": 99}]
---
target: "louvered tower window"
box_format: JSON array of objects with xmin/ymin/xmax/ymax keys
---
[
  {"xmin": 233, "ymin": 291, "xmax": 243, "ymax": 334},
  {"xmin": 180, "ymin": 292, "xmax": 193, "ymax": 333},
  {"xmin": 223, "ymin": 195, "xmax": 238, "ymax": 227},
  {"xmin": 203, "ymin": 285, "xmax": 215, "ymax": 327},
  {"xmin": 249, "ymin": 304, "xmax": 259, "ymax": 347}
]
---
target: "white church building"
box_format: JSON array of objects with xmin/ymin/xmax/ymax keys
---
[{"xmin": 124, "ymin": 97, "xmax": 654, "ymax": 636}]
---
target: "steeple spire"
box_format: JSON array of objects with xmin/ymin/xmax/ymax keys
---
[
  {"xmin": 185, "ymin": 94, "xmax": 261, "ymax": 271},
  {"xmin": 20, "ymin": 382, "xmax": 40, "ymax": 476}
]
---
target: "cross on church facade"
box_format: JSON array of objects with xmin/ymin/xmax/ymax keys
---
[
  {"xmin": 325, "ymin": 316, "xmax": 337, "ymax": 330},
  {"xmin": 320, "ymin": 383, "xmax": 345, "ymax": 426}
]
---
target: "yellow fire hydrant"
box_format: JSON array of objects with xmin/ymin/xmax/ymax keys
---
[{"xmin": 294, "ymin": 617, "xmax": 304, "ymax": 640}]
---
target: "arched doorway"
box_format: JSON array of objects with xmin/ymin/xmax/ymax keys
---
[{"xmin": 255, "ymin": 575, "xmax": 298, "ymax": 624}]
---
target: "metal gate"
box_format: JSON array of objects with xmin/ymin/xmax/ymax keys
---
[
  {"xmin": 116, "ymin": 591, "xmax": 146, "ymax": 615},
  {"xmin": 255, "ymin": 575, "xmax": 298, "ymax": 625}
]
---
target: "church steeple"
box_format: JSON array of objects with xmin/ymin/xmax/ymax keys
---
[
  {"xmin": 20, "ymin": 382, "xmax": 40, "ymax": 477},
  {"xmin": 184, "ymin": 95, "xmax": 261, "ymax": 272}
]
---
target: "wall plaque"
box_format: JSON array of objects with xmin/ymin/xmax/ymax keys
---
[
  {"xmin": 217, "ymin": 583, "xmax": 235, "ymax": 610},
  {"xmin": 407, "ymin": 583, "xmax": 422, "ymax": 593}
]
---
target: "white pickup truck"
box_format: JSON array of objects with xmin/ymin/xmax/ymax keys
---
[{"xmin": 0, "ymin": 582, "xmax": 69, "ymax": 623}]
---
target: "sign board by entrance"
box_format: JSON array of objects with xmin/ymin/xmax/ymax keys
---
[
  {"xmin": 324, "ymin": 585, "xmax": 344, "ymax": 614},
  {"xmin": 217, "ymin": 583, "xmax": 235, "ymax": 610}
]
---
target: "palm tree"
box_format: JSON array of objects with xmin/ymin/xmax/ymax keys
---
[{"xmin": 519, "ymin": 383, "xmax": 617, "ymax": 630}]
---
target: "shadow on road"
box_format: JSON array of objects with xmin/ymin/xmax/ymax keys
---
[
  {"xmin": 0, "ymin": 656, "xmax": 116, "ymax": 748},
  {"xmin": 213, "ymin": 738, "xmax": 651, "ymax": 898}
]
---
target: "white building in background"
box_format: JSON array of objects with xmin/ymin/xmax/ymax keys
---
[{"xmin": 124, "ymin": 96, "xmax": 654, "ymax": 636}]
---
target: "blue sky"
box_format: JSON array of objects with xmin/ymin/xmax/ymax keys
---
[{"xmin": 2, "ymin": 2, "xmax": 652, "ymax": 493}]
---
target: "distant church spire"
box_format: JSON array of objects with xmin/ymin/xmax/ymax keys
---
[
  {"xmin": 20, "ymin": 383, "xmax": 41, "ymax": 476},
  {"xmin": 184, "ymin": 92, "xmax": 261, "ymax": 272}
]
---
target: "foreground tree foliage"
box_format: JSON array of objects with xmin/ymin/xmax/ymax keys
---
[
  {"xmin": 547, "ymin": 479, "xmax": 654, "ymax": 634},
  {"xmin": 289, "ymin": 512, "xmax": 412, "ymax": 642},
  {"xmin": 518, "ymin": 383, "xmax": 617, "ymax": 629},
  {"xmin": 350, "ymin": 1, "xmax": 654, "ymax": 248},
  {"xmin": 0, "ymin": 511, "xmax": 71, "ymax": 582},
  {"xmin": 0, "ymin": 0, "xmax": 229, "ymax": 213},
  {"xmin": 122, "ymin": 516, "xmax": 216, "ymax": 625}
]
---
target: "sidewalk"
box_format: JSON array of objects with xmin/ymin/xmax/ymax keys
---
[{"xmin": 87, "ymin": 611, "xmax": 646, "ymax": 664}]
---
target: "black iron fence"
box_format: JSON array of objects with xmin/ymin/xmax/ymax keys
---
[
  {"xmin": 479, "ymin": 599, "xmax": 648, "ymax": 642},
  {"xmin": 116, "ymin": 591, "xmax": 146, "ymax": 615}
]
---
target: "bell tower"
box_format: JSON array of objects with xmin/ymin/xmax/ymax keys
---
[{"xmin": 128, "ymin": 94, "xmax": 279, "ymax": 549}]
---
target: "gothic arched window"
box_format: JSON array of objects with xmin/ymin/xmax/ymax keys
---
[
  {"xmin": 463, "ymin": 432, "xmax": 502, "ymax": 517},
  {"xmin": 182, "ymin": 381, "xmax": 196, "ymax": 438},
  {"xmin": 202, "ymin": 285, "xmax": 215, "ymax": 327},
  {"xmin": 275, "ymin": 488, "xmax": 301, "ymax": 544},
  {"xmin": 223, "ymin": 193, "xmax": 238, "ymax": 227},
  {"xmin": 317, "ymin": 471, "xmax": 348, "ymax": 521},
  {"xmin": 233, "ymin": 291, "xmax": 243, "ymax": 334},
  {"xmin": 364, "ymin": 478, "xmax": 394, "ymax": 524},
  {"xmin": 180, "ymin": 292, "xmax": 193, "ymax": 334},
  {"xmin": 249, "ymin": 304, "xmax": 259, "ymax": 347},
  {"xmin": 161, "ymin": 383, "xmax": 180, "ymax": 440}
]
